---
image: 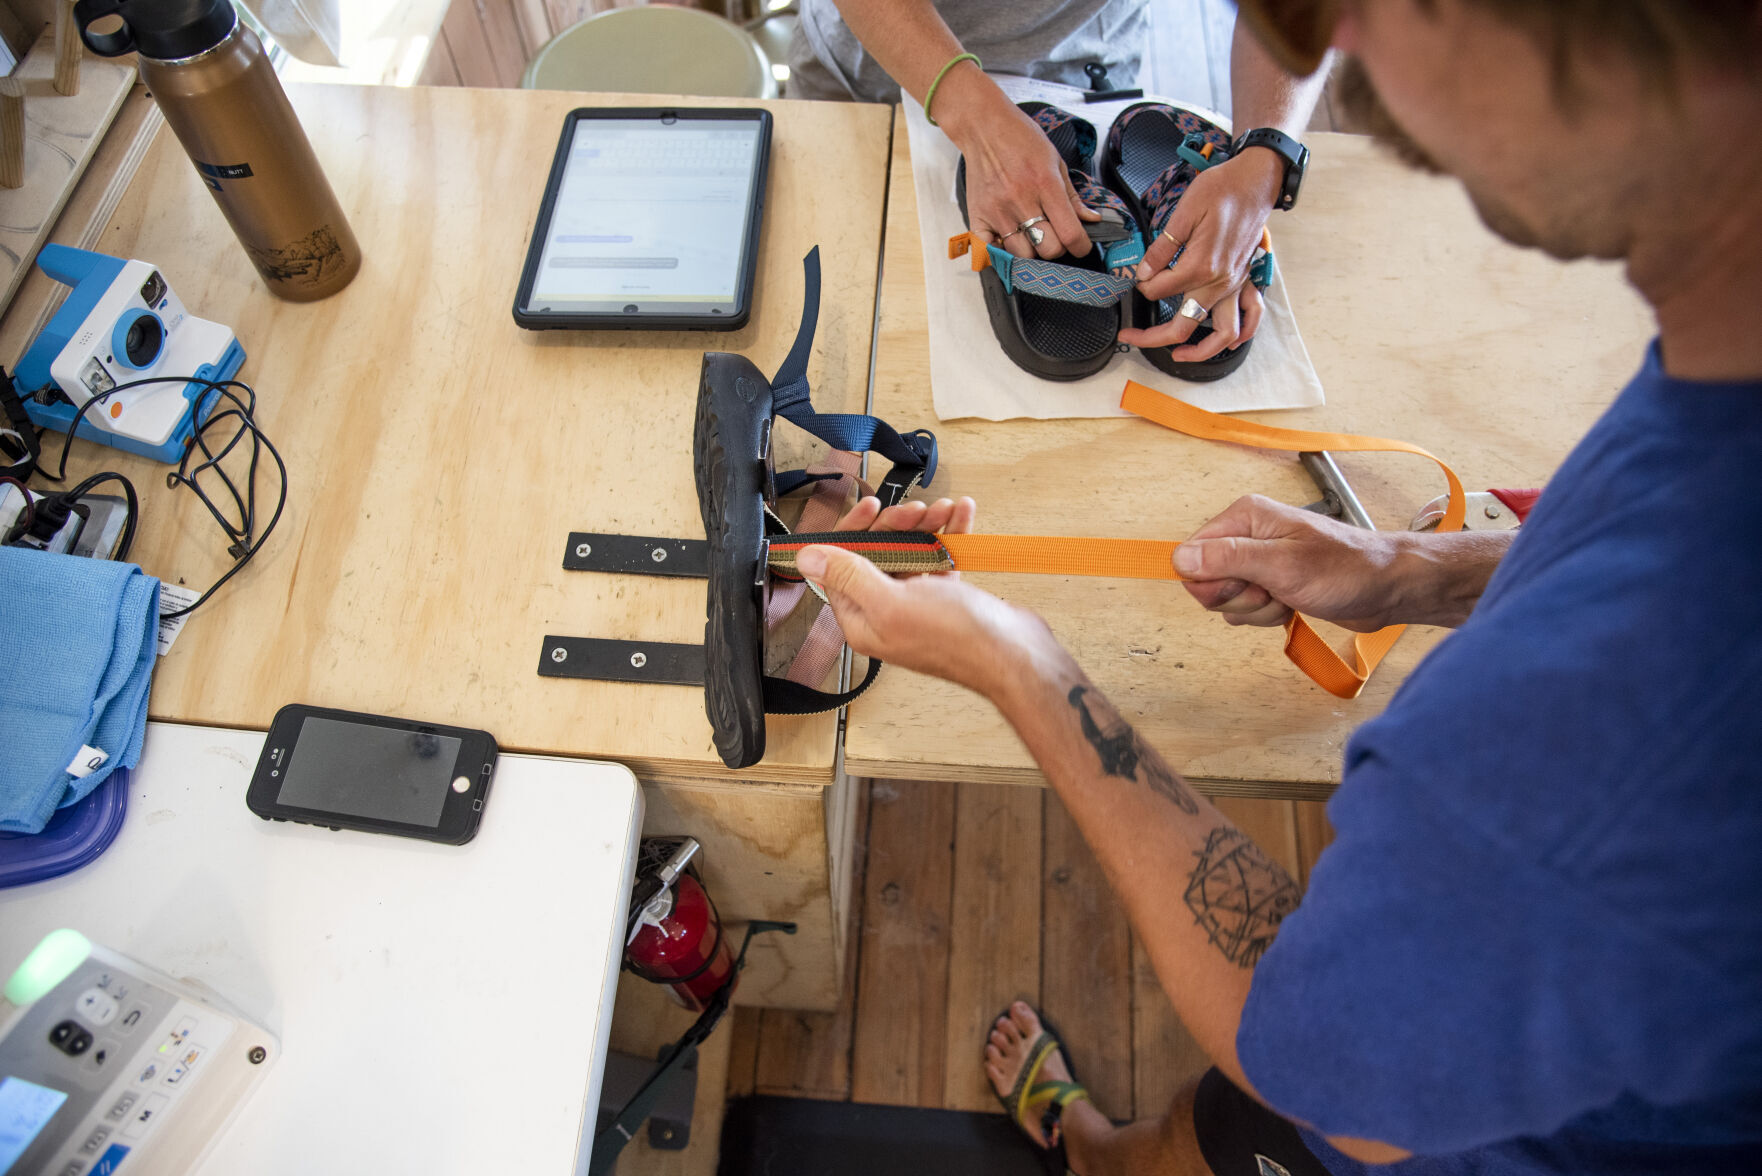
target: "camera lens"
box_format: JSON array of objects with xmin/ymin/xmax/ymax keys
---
[
  {"xmin": 139, "ymin": 270, "xmax": 166, "ymax": 307},
  {"xmin": 124, "ymin": 314, "xmax": 163, "ymax": 368}
]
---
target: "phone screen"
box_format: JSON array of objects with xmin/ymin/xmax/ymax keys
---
[
  {"xmin": 276, "ymin": 717, "xmax": 462, "ymax": 829},
  {"xmin": 521, "ymin": 117, "xmax": 764, "ymax": 317}
]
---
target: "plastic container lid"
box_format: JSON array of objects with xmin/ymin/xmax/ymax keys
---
[{"xmin": 0, "ymin": 770, "xmax": 130, "ymax": 889}]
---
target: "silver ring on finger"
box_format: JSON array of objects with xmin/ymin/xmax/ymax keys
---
[
  {"xmin": 1016, "ymin": 215, "xmax": 1047, "ymax": 232},
  {"xmin": 1025, "ymin": 225, "xmax": 1045, "ymax": 247},
  {"xmin": 1175, "ymin": 296, "xmax": 1209, "ymax": 322}
]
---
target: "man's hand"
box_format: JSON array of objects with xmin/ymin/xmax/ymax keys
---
[
  {"xmin": 1176, "ymin": 494, "xmax": 1516, "ymax": 631},
  {"xmin": 796, "ymin": 495, "xmax": 1070, "ymax": 698},
  {"xmin": 1175, "ymin": 494, "xmax": 1409, "ymax": 631},
  {"xmin": 1117, "ymin": 148, "xmax": 1284, "ymax": 362},
  {"xmin": 935, "ymin": 66, "xmax": 1102, "ymax": 262}
]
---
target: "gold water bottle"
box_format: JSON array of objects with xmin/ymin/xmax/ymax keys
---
[{"xmin": 76, "ymin": 0, "xmax": 361, "ymax": 301}]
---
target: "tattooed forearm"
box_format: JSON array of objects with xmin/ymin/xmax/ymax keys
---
[
  {"xmin": 1184, "ymin": 827, "xmax": 1301, "ymax": 967},
  {"xmin": 1067, "ymin": 685, "xmax": 1199, "ymax": 814}
]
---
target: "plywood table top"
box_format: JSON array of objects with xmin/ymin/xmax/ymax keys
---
[
  {"xmin": 844, "ymin": 123, "xmax": 1654, "ymax": 797},
  {"xmin": 8, "ymin": 85, "xmax": 894, "ymax": 787}
]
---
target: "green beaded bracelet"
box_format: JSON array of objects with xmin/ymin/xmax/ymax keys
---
[{"xmin": 924, "ymin": 52, "xmax": 981, "ymax": 128}]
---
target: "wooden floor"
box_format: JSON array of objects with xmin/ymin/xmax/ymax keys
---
[
  {"xmin": 723, "ymin": 781, "xmax": 1331, "ymax": 1120},
  {"xmin": 606, "ymin": 780, "xmax": 1331, "ymax": 1175}
]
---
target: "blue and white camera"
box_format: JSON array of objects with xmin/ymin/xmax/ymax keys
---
[{"xmin": 13, "ymin": 245, "xmax": 246, "ymax": 463}]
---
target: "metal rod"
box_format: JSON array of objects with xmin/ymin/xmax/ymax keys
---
[{"xmin": 1299, "ymin": 450, "xmax": 1375, "ymax": 531}]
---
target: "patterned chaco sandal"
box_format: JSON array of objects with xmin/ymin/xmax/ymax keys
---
[{"xmin": 948, "ymin": 102, "xmax": 1145, "ymax": 381}]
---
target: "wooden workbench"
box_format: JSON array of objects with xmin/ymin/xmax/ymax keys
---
[
  {"xmin": 844, "ymin": 121, "xmax": 1655, "ymax": 797},
  {"xmin": 3, "ymin": 85, "xmax": 893, "ymax": 1010}
]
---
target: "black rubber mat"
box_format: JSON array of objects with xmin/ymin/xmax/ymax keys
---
[{"xmin": 717, "ymin": 1095, "xmax": 1053, "ymax": 1176}]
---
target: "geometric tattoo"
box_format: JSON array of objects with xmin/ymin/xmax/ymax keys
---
[
  {"xmin": 1183, "ymin": 827, "xmax": 1302, "ymax": 968},
  {"xmin": 1066, "ymin": 685, "xmax": 1199, "ymax": 814}
]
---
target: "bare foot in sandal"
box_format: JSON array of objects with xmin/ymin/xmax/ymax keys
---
[{"xmin": 986, "ymin": 1000, "xmax": 1087, "ymax": 1149}]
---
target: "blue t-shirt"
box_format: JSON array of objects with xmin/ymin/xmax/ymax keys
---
[{"xmin": 1235, "ymin": 343, "xmax": 1762, "ymax": 1175}]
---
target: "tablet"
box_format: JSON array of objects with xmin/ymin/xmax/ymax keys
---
[{"xmin": 513, "ymin": 107, "xmax": 773, "ymax": 331}]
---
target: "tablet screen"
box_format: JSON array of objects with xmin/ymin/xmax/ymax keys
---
[{"xmin": 521, "ymin": 116, "xmax": 765, "ymax": 319}]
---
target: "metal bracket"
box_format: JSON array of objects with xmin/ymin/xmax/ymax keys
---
[
  {"xmin": 1410, "ymin": 490, "xmax": 1523, "ymax": 533},
  {"xmin": 597, "ymin": 1049, "xmax": 698, "ymax": 1151},
  {"xmin": 1298, "ymin": 450, "xmax": 1375, "ymax": 531},
  {"xmin": 563, "ymin": 533, "xmax": 709, "ymax": 578},
  {"xmin": 538, "ymin": 637, "xmax": 705, "ymax": 685}
]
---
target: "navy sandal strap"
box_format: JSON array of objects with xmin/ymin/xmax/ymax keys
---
[{"xmin": 771, "ymin": 248, "xmax": 937, "ymax": 506}]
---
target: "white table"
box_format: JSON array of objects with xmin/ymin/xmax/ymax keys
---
[{"xmin": 0, "ymin": 721, "xmax": 643, "ymax": 1175}]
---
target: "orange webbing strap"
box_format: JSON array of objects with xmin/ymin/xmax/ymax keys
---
[
  {"xmin": 1120, "ymin": 379, "xmax": 1466, "ymax": 698},
  {"xmin": 938, "ymin": 534, "xmax": 1182, "ymax": 580}
]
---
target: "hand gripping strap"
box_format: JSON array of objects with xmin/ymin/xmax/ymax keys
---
[
  {"xmin": 767, "ymin": 383, "xmax": 1463, "ymax": 701},
  {"xmin": 771, "ymin": 248, "xmax": 938, "ymax": 504},
  {"xmin": 1120, "ymin": 380, "xmax": 1464, "ymax": 699}
]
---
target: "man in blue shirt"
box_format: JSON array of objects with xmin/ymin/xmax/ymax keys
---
[{"xmin": 792, "ymin": 0, "xmax": 1762, "ymax": 1172}]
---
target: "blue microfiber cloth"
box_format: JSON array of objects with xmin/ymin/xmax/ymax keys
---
[{"xmin": 0, "ymin": 546, "xmax": 159, "ymax": 834}]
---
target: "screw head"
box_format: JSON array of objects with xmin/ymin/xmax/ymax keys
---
[
  {"xmin": 248, "ymin": 1045, "xmax": 267, "ymax": 1064},
  {"xmin": 550, "ymin": 646, "xmax": 567, "ymax": 663},
  {"xmin": 1484, "ymin": 505, "xmax": 1502, "ymax": 520},
  {"xmin": 630, "ymin": 651, "xmax": 648, "ymax": 668},
  {"xmin": 651, "ymin": 547, "xmax": 667, "ymax": 563},
  {"xmin": 575, "ymin": 542, "xmax": 591, "ymax": 558}
]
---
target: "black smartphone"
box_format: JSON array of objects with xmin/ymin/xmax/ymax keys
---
[
  {"xmin": 247, "ymin": 705, "xmax": 498, "ymax": 845},
  {"xmin": 512, "ymin": 106, "xmax": 772, "ymax": 331}
]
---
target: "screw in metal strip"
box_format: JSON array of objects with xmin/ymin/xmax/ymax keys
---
[
  {"xmin": 575, "ymin": 542, "xmax": 591, "ymax": 558},
  {"xmin": 630, "ymin": 651, "xmax": 648, "ymax": 668},
  {"xmin": 550, "ymin": 646, "xmax": 567, "ymax": 663}
]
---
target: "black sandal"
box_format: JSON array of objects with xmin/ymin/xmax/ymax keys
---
[
  {"xmin": 1104, "ymin": 102, "xmax": 1274, "ymax": 382},
  {"xmin": 694, "ymin": 248, "xmax": 938, "ymax": 767},
  {"xmin": 951, "ymin": 103, "xmax": 1145, "ymax": 382}
]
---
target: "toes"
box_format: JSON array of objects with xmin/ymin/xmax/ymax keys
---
[
  {"xmin": 990, "ymin": 1029, "xmax": 1010, "ymax": 1051},
  {"xmin": 998, "ymin": 1015, "xmax": 1022, "ymax": 1046},
  {"xmin": 1010, "ymin": 1001, "xmax": 1041, "ymax": 1037}
]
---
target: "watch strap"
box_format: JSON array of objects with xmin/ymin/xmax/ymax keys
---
[{"xmin": 1234, "ymin": 127, "xmax": 1309, "ymax": 211}]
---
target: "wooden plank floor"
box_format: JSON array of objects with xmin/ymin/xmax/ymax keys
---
[{"xmin": 727, "ymin": 780, "xmax": 1333, "ymax": 1125}]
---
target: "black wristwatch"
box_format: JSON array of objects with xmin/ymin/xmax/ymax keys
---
[{"xmin": 1233, "ymin": 127, "xmax": 1309, "ymax": 211}]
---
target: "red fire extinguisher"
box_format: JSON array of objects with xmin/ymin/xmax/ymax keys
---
[{"xmin": 625, "ymin": 838, "xmax": 736, "ymax": 1012}]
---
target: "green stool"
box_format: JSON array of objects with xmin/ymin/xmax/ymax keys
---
[{"xmin": 522, "ymin": 6, "xmax": 779, "ymax": 98}]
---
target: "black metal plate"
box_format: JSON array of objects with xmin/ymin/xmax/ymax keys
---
[
  {"xmin": 538, "ymin": 636, "xmax": 706, "ymax": 685},
  {"xmin": 562, "ymin": 533, "xmax": 710, "ymax": 578}
]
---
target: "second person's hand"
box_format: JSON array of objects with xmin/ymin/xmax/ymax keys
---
[
  {"xmin": 1118, "ymin": 149, "xmax": 1284, "ymax": 361},
  {"xmin": 935, "ymin": 67, "xmax": 1102, "ymax": 262}
]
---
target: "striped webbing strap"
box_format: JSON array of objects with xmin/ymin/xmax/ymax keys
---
[
  {"xmin": 766, "ymin": 382, "xmax": 1465, "ymax": 701},
  {"xmin": 946, "ymin": 232, "xmax": 1141, "ymax": 309},
  {"xmin": 988, "ymin": 246, "xmax": 1136, "ymax": 307},
  {"xmin": 769, "ymin": 533, "xmax": 955, "ymax": 578}
]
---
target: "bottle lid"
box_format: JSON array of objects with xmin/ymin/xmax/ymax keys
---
[{"xmin": 75, "ymin": 0, "xmax": 237, "ymax": 62}]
